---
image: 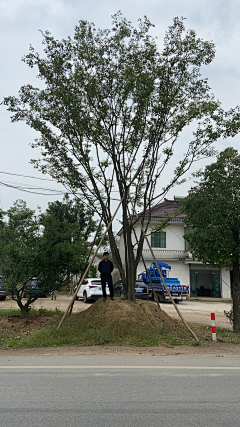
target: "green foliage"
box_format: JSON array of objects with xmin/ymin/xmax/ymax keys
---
[
  {"xmin": 182, "ymin": 148, "xmax": 240, "ymax": 332},
  {"xmin": 0, "ymin": 197, "xmax": 101, "ymax": 316},
  {"xmin": 0, "ymin": 200, "xmax": 40, "ymax": 301},
  {"xmin": 39, "ymin": 195, "xmax": 99, "ymax": 282},
  {"xmin": 88, "ymin": 265, "xmax": 98, "ymax": 278},
  {"xmin": 182, "ymin": 148, "xmax": 240, "ymax": 268}
]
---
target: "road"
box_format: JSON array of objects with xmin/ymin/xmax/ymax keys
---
[
  {"xmin": 158, "ymin": 299, "xmax": 232, "ymax": 329},
  {"xmin": 0, "ymin": 295, "xmax": 233, "ymax": 329},
  {"xmin": 0, "ymin": 354, "xmax": 240, "ymax": 427}
]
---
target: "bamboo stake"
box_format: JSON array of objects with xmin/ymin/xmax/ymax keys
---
[
  {"xmin": 68, "ymin": 218, "xmax": 103, "ymax": 316},
  {"xmin": 130, "ymin": 200, "xmax": 199, "ymax": 342},
  {"xmin": 57, "ymin": 197, "xmax": 123, "ymax": 330}
]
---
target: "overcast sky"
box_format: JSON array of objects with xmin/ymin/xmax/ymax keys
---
[{"xmin": 0, "ymin": 0, "xmax": 240, "ymax": 227}]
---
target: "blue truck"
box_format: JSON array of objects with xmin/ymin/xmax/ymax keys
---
[{"xmin": 141, "ymin": 261, "xmax": 189, "ymax": 303}]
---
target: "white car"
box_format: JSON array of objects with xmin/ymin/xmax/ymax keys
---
[{"xmin": 75, "ymin": 278, "xmax": 110, "ymax": 303}]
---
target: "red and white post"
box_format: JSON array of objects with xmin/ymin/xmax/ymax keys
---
[{"xmin": 211, "ymin": 313, "xmax": 217, "ymax": 342}]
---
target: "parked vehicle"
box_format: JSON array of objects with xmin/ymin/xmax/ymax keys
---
[
  {"xmin": 141, "ymin": 261, "xmax": 189, "ymax": 303},
  {"xmin": 75, "ymin": 278, "xmax": 110, "ymax": 303},
  {"xmin": 113, "ymin": 280, "xmax": 149, "ymax": 300},
  {"xmin": 0, "ymin": 277, "xmax": 8, "ymax": 301},
  {"xmin": 23, "ymin": 280, "xmax": 48, "ymax": 298}
]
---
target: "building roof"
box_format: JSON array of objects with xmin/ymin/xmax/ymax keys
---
[
  {"xmin": 146, "ymin": 198, "xmax": 185, "ymax": 223},
  {"xmin": 117, "ymin": 198, "xmax": 185, "ymax": 235}
]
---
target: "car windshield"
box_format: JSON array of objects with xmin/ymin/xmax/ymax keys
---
[{"xmin": 90, "ymin": 281, "xmax": 101, "ymax": 285}]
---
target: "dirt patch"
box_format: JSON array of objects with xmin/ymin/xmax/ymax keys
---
[
  {"xmin": 0, "ymin": 294, "xmax": 88, "ymax": 313},
  {"xmin": 1, "ymin": 343, "xmax": 240, "ymax": 357},
  {"xmin": 0, "ymin": 314, "xmax": 59, "ymax": 335}
]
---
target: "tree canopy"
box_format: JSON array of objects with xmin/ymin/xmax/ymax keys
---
[
  {"xmin": 0, "ymin": 197, "xmax": 100, "ymax": 316},
  {"xmin": 182, "ymin": 147, "xmax": 240, "ymax": 332},
  {"xmin": 3, "ymin": 13, "xmax": 240, "ymax": 298}
]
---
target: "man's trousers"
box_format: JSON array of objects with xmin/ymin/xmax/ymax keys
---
[{"xmin": 101, "ymin": 274, "xmax": 114, "ymax": 299}]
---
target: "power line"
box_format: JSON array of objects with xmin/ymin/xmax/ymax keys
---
[
  {"xmin": 0, "ymin": 180, "xmax": 121, "ymax": 201},
  {"xmin": 0, "ymin": 182, "xmax": 64, "ymax": 196},
  {"xmin": 0, "ymin": 171, "xmax": 55, "ymax": 182},
  {"xmin": 0, "ymin": 170, "xmax": 120, "ymax": 193},
  {"xmin": 0, "ymin": 178, "xmax": 65, "ymax": 194}
]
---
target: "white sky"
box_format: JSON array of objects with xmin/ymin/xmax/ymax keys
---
[{"xmin": 0, "ymin": 0, "xmax": 240, "ymax": 229}]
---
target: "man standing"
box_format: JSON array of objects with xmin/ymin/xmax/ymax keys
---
[{"xmin": 98, "ymin": 252, "xmax": 114, "ymax": 301}]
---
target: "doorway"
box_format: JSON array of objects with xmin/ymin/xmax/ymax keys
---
[{"xmin": 190, "ymin": 269, "xmax": 221, "ymax": 297}]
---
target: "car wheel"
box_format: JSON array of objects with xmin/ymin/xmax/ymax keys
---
[
  {"xmin": 0, "ymin": 296, "xmax": 6, "ymax": 301},
  {"xmin": 174, "ymin": 299, "xmax": 179, "ymax": 304},
  {"xmin": 83, "ymin": 292, "xmax": 88, "ymax": 303}
]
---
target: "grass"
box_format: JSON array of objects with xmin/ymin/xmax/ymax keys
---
[
  {"xmin": 0, "ymin": 307, "xmax": 64, "ymax": 317},
  {"xmin": 0, "ymin": 300, "xmax": 239, "ymax": 349}
]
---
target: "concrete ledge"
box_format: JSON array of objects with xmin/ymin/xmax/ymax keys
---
[{"xmin": 189, "ymin": 297, "xmax": 232, "ymax": 303}]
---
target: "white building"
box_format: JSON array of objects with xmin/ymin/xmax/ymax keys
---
[{"xmin": 118, "ymin": 198, "xmax": 231, "ymax": 299}]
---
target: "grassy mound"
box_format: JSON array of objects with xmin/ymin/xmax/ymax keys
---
[{"xmin": 64, "ymin": 299, "xmax": 191, "ymax": 346}]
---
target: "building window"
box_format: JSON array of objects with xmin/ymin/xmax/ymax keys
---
[{"xmin": 151, "ymin": 231, "xmax": 166, "ymax": 248}]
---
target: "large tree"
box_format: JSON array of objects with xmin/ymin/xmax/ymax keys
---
[
  {"xmin": 3, "ymin": 13, "xmax": 239, "ymax": 299},
  {"xmin": 0, "ymin": 198, "xmax": 100, "ymax": 317},
  {"xmin": 182, "ymin": 148, "xmax": 240, "ymax": 333}
]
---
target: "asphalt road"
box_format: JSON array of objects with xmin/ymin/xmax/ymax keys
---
[{"xmin": 0, "ymin": 354, "xmax": 240, "ymax": 427}]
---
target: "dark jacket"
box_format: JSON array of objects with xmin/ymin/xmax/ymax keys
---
[{"xmin": 98, "ymin": 259, "xmax": 113, "ymax": 275}]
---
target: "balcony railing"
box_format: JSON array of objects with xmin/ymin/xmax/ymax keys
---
[{"xmin": 134, "ymin": 248, "xmax": 191, "ymax": 260}]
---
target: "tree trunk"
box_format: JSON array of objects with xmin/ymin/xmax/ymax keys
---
[
  {"xmin": 16, "ymin": 293, "xmax": 30, "ymax": 318},
  {"xmin": 126, "ymin": 245, "xmax": 136, "ymax": 300},
  {"xmin": 232, "ymin": 259, "xmax": 240, "ymax": 333},
  {"xmin": 119, "ymin": 196, "xmax": 136, "ymax": 300},
  {"xmin": 20, "ymin": 305, "xmax": 30, "ymax": 318}
]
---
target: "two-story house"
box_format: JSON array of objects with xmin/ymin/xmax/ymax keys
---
[{"xmin": 118, "ymin": 198, "xmax": 231, "ymax": 298}]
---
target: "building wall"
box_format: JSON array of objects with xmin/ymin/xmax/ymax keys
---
[
  {"xmin": 130, "ymin": 222, "xmax": 185, "ymax": 251},
  {"xmin": 221, "ymin": 268, "xmax": 231, "ymax": 299},
  {"xmin": 162, "ymin": 223, "xmax": 185, "ymax": 251}
]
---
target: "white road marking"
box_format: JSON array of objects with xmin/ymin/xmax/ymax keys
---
[{"xmin": 0, "ymin": 365, "xmax": 240, "ymax": 370}]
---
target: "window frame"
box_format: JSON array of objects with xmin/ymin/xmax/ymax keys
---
[{"xmin": 151, "ymin": 231, "xmax": 166, "ymax": 248}]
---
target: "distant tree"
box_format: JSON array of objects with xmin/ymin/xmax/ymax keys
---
[
  {"xmin": 0, "ymin": 198, "xmax": 101, "ymax": 317},
  {"xmin": 0, "ymin": 201, "xmax": 41, "ymax": 317},
  {"xmin": 39, "ymin": 195, "xmax": 100, "ymax": 283},
  {"xmin": 182, "ymin": 148, "xmax": 240, "ymax": 333},
  {"xmin": 4, "ymin": 13, "xmax": 240, "ymax": 299}
]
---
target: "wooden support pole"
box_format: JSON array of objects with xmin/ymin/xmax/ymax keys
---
[
  {"xmin": 130, "ymin": 200, "xmax": 199, "ymax": 342},
  {"xmin": 57, "ymin": 197, "xmax": 123, "ymax": 330},
  {"xmin": 68, "ymin": 218, "xmax": 103, "ymax": 316}
]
